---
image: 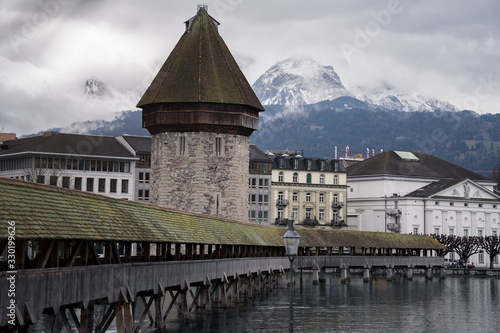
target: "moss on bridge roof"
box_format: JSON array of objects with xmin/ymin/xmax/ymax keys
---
[{"xmin": 0, "ymin": 178, "xmax": 443, "ymax": 250}]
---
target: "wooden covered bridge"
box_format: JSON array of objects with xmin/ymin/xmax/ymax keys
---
[{"xmin": 0, "ymin": 178, "xmax": 444, "ymax": 332}]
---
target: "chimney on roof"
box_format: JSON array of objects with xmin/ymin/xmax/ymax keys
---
[{"xmin": 0, "ymin": 132, "xmax": 16, "ymax": 141}]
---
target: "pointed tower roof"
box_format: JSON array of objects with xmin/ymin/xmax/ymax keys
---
[{"xmin": 137, "ymin": 6, "xmax": 263, "ymax": 111}]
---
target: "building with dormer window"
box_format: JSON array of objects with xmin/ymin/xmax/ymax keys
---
[
  {"xmin": 346, "ymin": 150, "xmax": 500, "ymax": 267},
  {"xmin": 269, "ymin": 154, "xmax": 347, "ymax": 227}
]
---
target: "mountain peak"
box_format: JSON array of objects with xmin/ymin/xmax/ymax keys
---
[
  {"xmin": 252, "ymin": 57, "xmax": 352, "ymax": 106},
  {"xmin": 85, "ymin": 78, "xmax": 107, "ymax": 96}
]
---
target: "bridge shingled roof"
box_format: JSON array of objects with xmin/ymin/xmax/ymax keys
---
[{"xmin": 0, "ymin": 178, "xmax": 443, "ymax": 250}]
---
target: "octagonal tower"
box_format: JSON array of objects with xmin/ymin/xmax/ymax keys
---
[{"xmin": 137, "ymin": 5, "xmax": 264, "ymax": 222}]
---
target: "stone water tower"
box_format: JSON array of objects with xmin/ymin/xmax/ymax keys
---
[{"xmin": 137, "ymin": 5, "xmax": 264, "ymax": 222}]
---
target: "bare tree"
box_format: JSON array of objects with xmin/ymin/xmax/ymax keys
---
[
  {"xmin": 431, "ymin": 234, "xmax": 458, "ymax": 256},
  {"xmin": 454, "ymin": 236, "xmax": 481, "ymax": 266},
  {"xmin": 479, "ymin": 235, "xmax": 500, "ymax": 269}
]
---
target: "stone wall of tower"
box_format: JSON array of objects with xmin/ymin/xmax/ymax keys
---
[{"xmin": 151, "ymin": 132, "xmax": 249, "ymax": 222}]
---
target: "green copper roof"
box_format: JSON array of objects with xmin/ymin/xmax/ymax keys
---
[
  {"xmin": 0, "ymin": 178, "xmax": 443, "ymax": 250},
  {"xmin": 137, "ymin": 7, "xmax": 264, "ymax": 111}
]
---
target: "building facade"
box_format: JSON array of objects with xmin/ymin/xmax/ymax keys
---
[
  {"xmin": 347, "ymin": 150, "xmax": 500, "ymax": 267},
  {"xmin": 0, "ymin": 132, "xmax": 136, "ymax": 200},
  {"xmin": 117, "ymin": 135, "xmax": 152, "ymax": 202},
  {"xmin": 248, "ymin": 145, "xmax": 272, "ymax": 225},
  {"xmin": 269, "ymin": 154, "xmax": 348, "ymax": 227},
  {"xmin": 136, "ymin": 6, "xmax": 264, "ymax": 222}
]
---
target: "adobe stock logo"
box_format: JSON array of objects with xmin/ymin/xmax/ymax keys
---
[
  {"xmin": 339, "ymin": 0, "xmax": 404, "ymax": 63},
  {"xmin": 8, "ymin": 0, "xmax": 69, "ymax": 53}
]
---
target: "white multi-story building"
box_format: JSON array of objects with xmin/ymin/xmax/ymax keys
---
[
  {"xmin": 270, "ymin": 154, "xmax": 348, "ymax": 227},
  {"xmin": 347, "ymin": 150, "xmax": 500, "ymax": 267},
  {"xmin": 117, "ymin": 135, "xmax": 152, "ymax": 203},
  {"xmin": 248, "ymin": 145, "xmax": 272, "ymax": 225},
  {"xmin": 0, "ymin": 132, "xmax": 137, "ymax": 200}
]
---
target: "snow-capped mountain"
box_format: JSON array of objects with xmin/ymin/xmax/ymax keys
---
[
  {"xmin": 252, "ymin": 57, "xmax": 353, "ymax": 106},
  {"xmin": 253, "ymin": 58, "xmax": 458, "ymax": 112},
  {"xmin": 85, "ymin": 78, "xmax": 107, "ymax": 96},
  {"xmin": 353, "ymin": 84, "xmax": 459, "ymax": 112}
]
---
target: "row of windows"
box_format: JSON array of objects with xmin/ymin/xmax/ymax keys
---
[
  {"xmin": 28, "ymin": 175, "xmax": 130, "ymax": 194},
  {"xmin": 435, "ymin": 201, "xmax": 497, "ymax": 209},
  {"xmin": 137, "ymin": 154, "xmax": 151, "ymax": 168},
  {"xmin": 138, "ymin": 172, "xmax": 150, "ymax": 183},
  {"xmin": 138, "ymin": 189, "xmax": 150, "ymax": 201},
  {"xmin": 250, "ymin": 194, "xmax": 269, "ymax": 204},
  {"xmin": 32, "ymin": 156, "xmax": 131, "ymax": 173},
  {"xmin": 249, "ymin": 210, "xmax": 269, "ymax": 220},
  {"xmin": 249, "ymin": 162, "xmax": 271, "ymax": 174},
  {"xmin": 278, "ymin": 192, "xmax": 340, "ymax": 204},
  {"xmin": 277, "ymin": 158, "xmax": 339, "ymax": 172},
  {"xmin": 0, "ymin": 157, "xmax": 31, "ymax": 172},
  {"xmin": 249, "ymin": 177, "xmax": 270, "ymax": 189},
  {"xmin": 278, "ymin": 207, "xmax": 340, "ymax": 221},
  {"xmin": 278, "ymin": 172, "xmax": 339, "ymax": 185}
]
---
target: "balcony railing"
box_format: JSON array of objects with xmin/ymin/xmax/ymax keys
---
[
  {"xmin": 332, "ymin": 201, "xmax": 344, "ymax": 209},
  {"xmin": 275, "ymin": 218, "xmax": 289, "ymax": 226},
  {"xmin": 386, "ymin": 208, "xmax": 402, "ymax": 217},
  {"xmin": 276, "ymin": 199, "xmax": 289, "ymax": 207},
  {"xmin": 331, "ymin": 219, "xmax": 346, "ymax": 227}
]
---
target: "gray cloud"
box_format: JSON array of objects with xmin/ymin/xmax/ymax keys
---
[{"xmin": 1, "ymin": 0, "xmax": 499, "ymax": 135}]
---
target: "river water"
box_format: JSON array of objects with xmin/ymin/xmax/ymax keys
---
[{"xmin": 32, "ymin": 273, "xmax": 500, "ymax": 332}]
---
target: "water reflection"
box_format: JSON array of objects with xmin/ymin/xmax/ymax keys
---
[{"xmin": 31, "ymin": 274, "xmax": 500, "ymax": 332}]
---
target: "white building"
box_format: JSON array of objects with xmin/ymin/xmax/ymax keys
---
[
  {"xmin": 0, "ymin": 132, "xmax": 137, "ymax": 201},
  {"xmin": 347, "ymin": 150, "xmax": 500, "ymax": 267}
]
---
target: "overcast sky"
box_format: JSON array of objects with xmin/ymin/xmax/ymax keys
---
[{"xmin": 1, "ymin": 0, "xmax": 499, "ymax": 135}]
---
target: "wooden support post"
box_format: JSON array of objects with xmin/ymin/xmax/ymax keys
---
[
  {"xmin": 111, "ymin": 242, "xmax": 122, "ymax": 264},
  {"xmin": 14, "ymin": 239, "xmax": 26, "ymax": 270},
  {"xmin": 340, "ymin": 264, "xmax": 350, "ymax": 284},
  {"xmin": 143, "ymin": 243, "xmax": 151, "ymax": 262},
  {"xmin": 386, "ymin": 265, "xmax": 395, "ymax": 281},
  {"xmin": 319, "ymin": 267, "xmax": 326, "ymax": 283},
  {"xmin": 179, "ymin": 280, "xmax": 190, "ymax": 323},
  {"xmin": 123, "ymin": 302, "xmax": 134, "ymax": 333},
  {"xmin": 154, "ymin": 295, "xmax": 164, "ymax": 330},
  {"xmin": 115, "ymin": 303, "xmax": 125, "ymax": 333},
  {"xmin": 174, "ymin": 244, "xmax": 181, "ymax": 261},
  {"xmin": 407, "ymin": 265, "xmax": 414, "ymax": 281},
  {"xmin": 80, "ymin": 305, "xmax": 94, "ymax": 333},
  {"xmin": 312, "ymin": 265, "xmax": 320, "ymax": 284},
  {"xmin": 65, "ymin": 240, "xmax": 83, "ymax": 268},
  {"xmin": 125, "ymin": 242, "xmax": 132, "ymax": 263},
  {"xmin": 363, "ymin": 264, "xmax": 372, "ymax": 283}
]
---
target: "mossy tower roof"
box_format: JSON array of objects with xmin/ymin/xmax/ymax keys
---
[{"xmin": 137, "ymin": 7, "xmax": 264, "ymax": 111}]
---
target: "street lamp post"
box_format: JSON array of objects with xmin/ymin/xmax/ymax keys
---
[{"xmin": 283, "ymin": 219, "xmax": 300, "ymax": 333}]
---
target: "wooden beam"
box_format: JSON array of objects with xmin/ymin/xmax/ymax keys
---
[
  {"xmin": 36, "ymin": 239, "xmax": 55, "ymax": 269},
  {"xmin": 111, "ymin": 242, "xmax": 122, "ymax": 264},
  {"xmin": 88, "ymin": 241, "xmax": 102, "ymax": 265},
  {"xmin": 65, "ymin": 240, "xmax": 83, "ymax": 268}
]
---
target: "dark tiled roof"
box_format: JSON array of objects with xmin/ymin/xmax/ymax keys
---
[
  {"xmin": 346, "ymin": 150, "xmax": 490, "ymax": 181},
  {"xmin": 406, "ymin": 179, "xmax": 464, "ymax": 198},
  {"xmin": 250, "ymin": 145, "xmax": 272, "ymax": 163},
  {"xmin": 0, "ymin": 133, "xmax": 135, "ymax": 158},
  {"xmin": 271, "ymin": 155, "xmax": 346, "ymax": 173},
  {"xmin": 0, "ymin": 178, "xmax": 442, "ymax": 249},
  {"xmin": 122, "ymin": 135, "xmax": 151, "ymax": 155},
  {"xmin": 136, "ymin": 7, "xmax": 263, "ymax": 111}
]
